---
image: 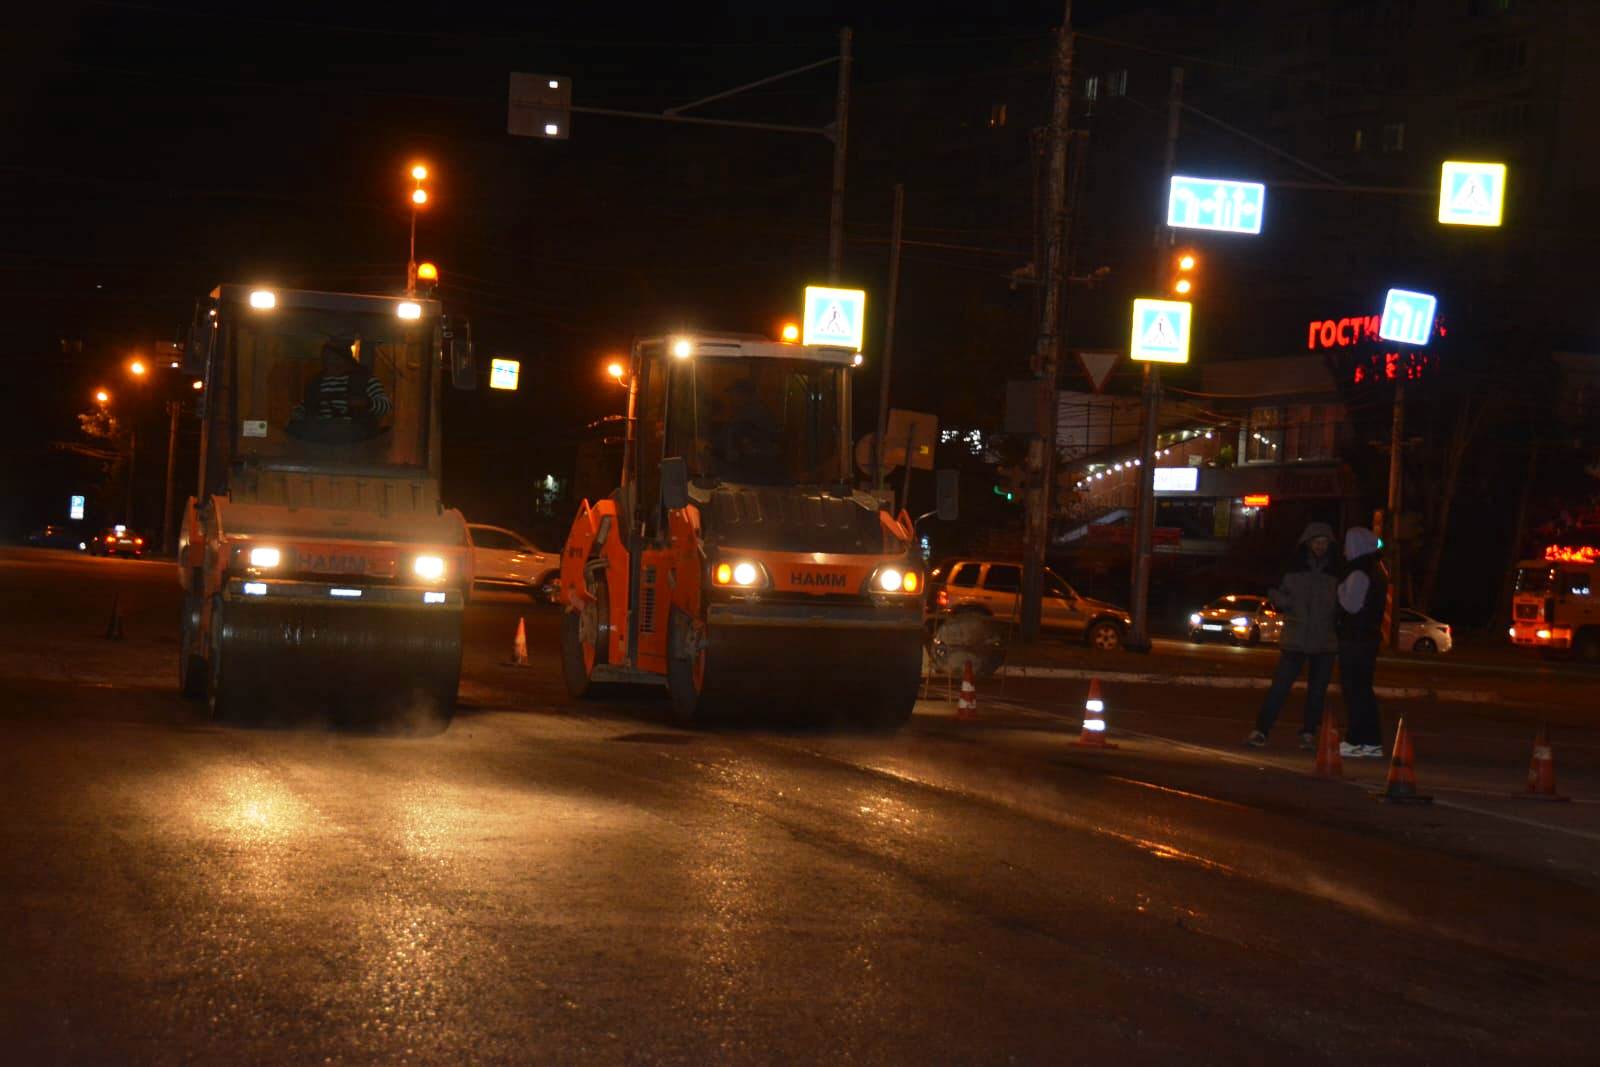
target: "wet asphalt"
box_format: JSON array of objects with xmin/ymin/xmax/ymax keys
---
[{"xmin": 1, "ymin": 548, "xmax": 1596, "ymax": 1064}]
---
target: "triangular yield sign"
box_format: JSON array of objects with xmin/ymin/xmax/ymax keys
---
[
  {"xmin": 1077, "ymin": 350, "xmax": 1121, "ymax": 393},
  {"xmin": 1452, "ymin": 174, "xmax": 1490, "ymax": 212},
  {"xmin": 1142, "ymin": 312, "xmax": 1178, "ymax": 348}
]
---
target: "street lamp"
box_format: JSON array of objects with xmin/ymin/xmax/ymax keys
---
[
  {"xmin": 129, "ymin": 359, "xmax": 147, "ymax": 377},
  {"xmin": 94, "ymin": 389, "xmax": 110, "ymax": 405},
  {"xmin": 407, "ymin": 161, "xmax": 431, "ymax": 295}
]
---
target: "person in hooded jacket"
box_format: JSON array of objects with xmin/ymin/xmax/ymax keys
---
[
  {"xmin": 1337, "ymin": 526, "xmax": 1388, "ymax": 758},
  {"xmin": 1247, "ymin": 521, "xmax": 1340, "ymax": 749}
]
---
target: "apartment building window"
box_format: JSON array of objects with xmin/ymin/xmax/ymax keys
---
[
  {"xmin": 1282, "ymin": 404, "xmax": 1341, "ymax": 462},
  {"xmin": 1244, "ymin": 407, "xmax": 1283, "ymax": 463},
  {"xmin": 988, "ymin": 103, "xmax": 1008, "ymax": 128},
  {"xmin": 1475, "ymin": 38, "xmax": 1528, "ymax": 76},
  {"xmin": 1353, "ymin": 127, "xmax": 1365, "ymax": 153},
  {"xmin": 1107, "ymin": 69, "xmax": 1128, "ymax": 97},
  {"xmin": 1082, "ymin": 75, "xmax": 1100, "ymax": 102},
  {"xmin": 1382, "ymin": 122, "xmax": 1406, "ymax": 152}
]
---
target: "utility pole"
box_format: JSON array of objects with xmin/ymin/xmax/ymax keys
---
[
  {"xmin": 124, "ymin": 428, "xmax": 138, "ymax": 528},
  {"xmin": 1384, "ymin": 380, "xmax": 1406, "ymax": 649},
  {"xmin": 827, "ymin": 27, "xmax": 852, "ymax": 282},
  {"xmin": 161, "ymin": 400, "xmax": 180, "ymax": 556},
  {"xmin": 1125, "ymin": 65, "xmax": 1185, "ymax": 654},
  {"xmin": 874, "ymin": 183, "xmax": 905, "ymax": 497},
  {"xmin": 1020, "ymin": 1, "xmax": 1075, "ymax": 643}
]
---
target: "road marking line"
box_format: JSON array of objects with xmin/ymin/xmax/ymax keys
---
[
  {"xmin": 985, "ymin": 696, "xmax": 1600, "ymax": 841},
  {"xmin": 995, "ymin": 664, "xmax": 1498, "ymax": 703}
]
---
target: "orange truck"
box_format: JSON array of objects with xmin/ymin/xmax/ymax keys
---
[
  {"xmin": 176, "ymin": 285, "xmax": 476, "ymax": 727},
  {"xmin": 559, "ymin": 333, "xmax": 929, "ymax": 726},
  {"xmin": 1510, "ymin": 544, "xmax": 1600, "ymax": 661}
]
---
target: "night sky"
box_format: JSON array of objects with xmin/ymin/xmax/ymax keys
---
[{"xmin": 7, "ymin": 1, "xmax": 1165, "ymax": 536}]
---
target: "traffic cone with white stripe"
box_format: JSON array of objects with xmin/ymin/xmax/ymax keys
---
[
  {"xmin": 1074, "ymin": 678, "xmax": 1118, "ymax": 748},
  {"xmin": 1517, "ymin": 722, "xmax": 1569, "ymax": 802},
  {"xmin": 956, "ymin": 662, "xmax": 979, "ymax": 721},
  {"xmin": 510, "ymin": 616, "xmax": 529, "ymax": 666},
  {"xmin": 1375, "ymin": 717, "xmax": 1431, "ymax": 804}
]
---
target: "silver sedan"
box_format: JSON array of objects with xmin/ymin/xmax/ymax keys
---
[{"xmin": 1188, "ymin": 595, "xmax": 1283, "ymax": 645}]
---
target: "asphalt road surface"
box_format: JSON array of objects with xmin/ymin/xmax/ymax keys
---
[{"xmin": 2, "ymin": 547, "xmax": 1597, "ymax": 1063}]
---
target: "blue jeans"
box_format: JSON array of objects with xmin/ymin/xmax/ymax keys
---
[{"xmin": 1254, "ymin": 650, "xmax": 1334, "ymax": 736}]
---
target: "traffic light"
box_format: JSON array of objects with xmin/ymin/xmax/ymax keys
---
[
  {"xmin": 994, "ymin": 464, "xmax": 1025, "ymax": 503},
  {"xmin": 1170, "ymin": 249, "xmax": 1198, "ymax": 297}
]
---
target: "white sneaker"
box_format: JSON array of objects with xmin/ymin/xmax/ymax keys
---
[
  {"xmin": 1360, "ymin": 745, "xmax": 1385, "ymax": 759},
  {"xmin": 1338, "ymin": 741, "xmax": 1362, "ymax": 758}
]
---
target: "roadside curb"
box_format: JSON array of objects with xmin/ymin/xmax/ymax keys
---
[{"xmin": 993, "ymin": 663, "xmax": 1497, "ymax": 704}]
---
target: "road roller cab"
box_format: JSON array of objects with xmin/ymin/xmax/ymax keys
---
[
  {"xmin": 559, "ymin": 333, "xmax": 927, "ymax": 727},
  {"xmin": 176, "ymin": 285, "xmax": 475, "ymax": 727}
]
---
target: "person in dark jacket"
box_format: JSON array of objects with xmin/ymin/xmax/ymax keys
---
[
  {"xmin": 1247, "ymin": 521, "xmax": 1340, "ymax": 749},
  {"xmin": 1337, "ymin": 526, "xmax": 1388, "ymax": 758}
]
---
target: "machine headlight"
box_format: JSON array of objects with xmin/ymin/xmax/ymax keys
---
[
  {"xmin": 712, "ymin": 560, "xmax": 767, "ymax": 588},
  {"xmin": 1231, "ymin": 616, "xmax": 1250, "ymax": 628},
  {"xmin": 397, "ymin": 301, "xmax": 422, "ymax": 320},
  {"xmin": 249, "ymin": 546, "xmax": 281, "ymax": 568},
  {"xmin": 1190, "ymin": 613, "xmax": 1202, "ymax": 626},
  {"xmin": 248, "ymin": 289, "xmax": 276, "ymax": 309},
  {"xmin": 413, "ymin": 555, "xmax": 446, "ymax": 581},
  {"xmin": 870, "ymin": 565, "xmax": 921, "ymax": 594}
]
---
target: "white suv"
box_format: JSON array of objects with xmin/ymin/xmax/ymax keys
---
[{"xmin": 467, "ymin": 524, "xmax": 560, "ymax": 602}]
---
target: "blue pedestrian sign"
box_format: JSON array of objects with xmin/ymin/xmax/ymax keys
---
[
  {"xmin": 1167, "ymin": 176, "xmax": 1266, "ymax": 235},
  {"xmin": 489, "ymin": 358, "xmax": 521, "ymax": 390},
  {"xmin": 802, "ymin": 285, "xmax": 867, "ymax": 351},
  {"xmin": 1438, "ymin": 161, "xmax": 1506, "ymax": 227},
  {"xmin": 1378, "ymin": 289, "xmax": 1438, "ymax": 346},
  {"xmin": 1130, "ymin": 299, "xmax": 1193, "ymax": 364},
  {"xmin": 69, "ymin": 495, "xmax": 85, "ymax": 521}
]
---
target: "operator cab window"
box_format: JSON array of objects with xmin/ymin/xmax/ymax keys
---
[
  {"xmin": 948, "ymin": 564, "xmax": 980, "ymax": 588},
  {"xmin": 983, "ymin": 565, "xmax": 1021, "ymax": 593}
]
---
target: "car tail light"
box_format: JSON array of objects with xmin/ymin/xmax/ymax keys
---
[{"xmin": 1443, "ymin": 625, "xmax": 1451, "ymax": 637}]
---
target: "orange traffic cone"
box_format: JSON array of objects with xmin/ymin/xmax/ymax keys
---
[
  {"xmin": 1375, "ymin": 717, "xmax": 1432, "ymax": 804},
  {"xmin": 1074, "ymin": 678, "xmax": 1118, "ymax": 748},
  {"xmin": 510, "ymin": 616, "xmax": 529, "ymax": 666},
  {"xmin": 956, "ymin": 662, "xmax": 979, "ymax": 721},
  {"xmin": 1314, "ymin": 712, "xmax": 1343, "ymax": 778},
  {"xmin": 1517, "ymin": 723, "xmax": 1570, "ymax": 802}
]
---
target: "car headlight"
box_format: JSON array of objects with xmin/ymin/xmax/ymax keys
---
[
  {"xmin": 249, "ymin": 546, "xmax": 281, "ymax": 568},
  {"xmin": 1232, "ymin": 616, "xmax": 1250, "ymax": 628},
  {"xmin": 712, "ymin": 560, "xmax": 768, "ymax": 589},
  {"xmin": 413, "ymin": 555, "xmax": 446, "ymax": 581},
  {"xmin": 1190, "ymin": 613, "xmax": 1202, "ymax": 626}
]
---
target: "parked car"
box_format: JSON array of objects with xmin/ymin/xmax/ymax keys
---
[
  {"xmin": 929, "ymin": 559, "xmax": 1130, "ymax": 650},
  {"xmin": 1188, "ymin": 595, "xmax": 1283, "ymax": 645},
  {"xmin": 25, "ymin": 524, "xmax": 84, "ymax": 550},
  {"xmin": 467, "ymin": 523, "xmax": 559, "ymax": 601},
  {"xmin": 88, "ymin": 526, "xmax": 145, "ymax": 558},
  {"xmin": 1398, "ymin": 609, "xmax": 1452, "ymax": 654}
]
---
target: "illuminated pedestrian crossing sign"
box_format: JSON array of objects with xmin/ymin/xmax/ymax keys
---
[
  {"xmin": 1438, "ymin": 161, "xmax": 1506, "ymax": 227},
  {"xmin": 1378, "ymin": 289, "xmax": 1438, "ymax": 346},
  {"xmin": 489, "ymin": 358, "xmax": 521, "ymax": 390},
  {"xmin": 802, "ymin": 285, "xmax": 867, "ymax": 351},
  {"xmin": 1130, "ymin": 298, "xmax": 1193, "ymax": 363},
  {"xmin": 1167, "ymin": 175, "xmax": 1266, "ymax": 235}
]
